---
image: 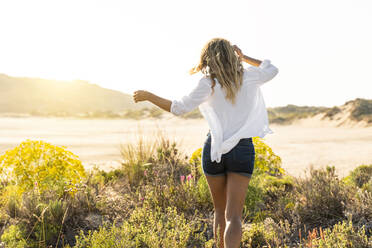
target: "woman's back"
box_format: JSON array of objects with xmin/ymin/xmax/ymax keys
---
[
  {"xmin": 197, "ymin": 60, "xmax": 278, "ymax": 162},
  {"xmin": 206, "ymin": 69, "xmax": 266, "ymax": 141}
]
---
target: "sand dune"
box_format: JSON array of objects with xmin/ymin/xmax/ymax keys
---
[{"xmin": 293, "ymin": 103, "xmax": 370, "ymax": 128}]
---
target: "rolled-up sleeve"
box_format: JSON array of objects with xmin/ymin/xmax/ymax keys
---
[
  {"xmin": 246, "ymin": 59, "xmax": 279, "ymax": 85},
  {"xmin": 170, "ymin": 77, "xmax": 212, "ymax": 116}
]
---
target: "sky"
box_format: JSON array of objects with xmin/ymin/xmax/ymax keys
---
[{"xmin": 0, "ymin": 0, "xmax": 371, "ymax": 108}]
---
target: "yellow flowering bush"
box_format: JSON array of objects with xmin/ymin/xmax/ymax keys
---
[
  {"xmin": 252, "ymin": 137, "xmax": 284, "ymax": 176},
  {"xmin": 0, "ymin": 140, "xmax": 86, "ymax": 197},
  {"xmin": 189, "ymin": 147, "xmax": 202, "ymax": 167}
]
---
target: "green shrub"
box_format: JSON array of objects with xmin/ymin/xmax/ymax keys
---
[
  {"xmin": 258, "ymin": 174, "xmax": 294, "ymax": 202},
  {"xmin": 91, "ymin": 168, "xmax": 125, "ymax": 185},
  {"xmin": 1, "ymin": 188, "xmax": 80, "ymax": 247},
  {"xmin": 73, "ymin": 205, "xmax": 207, "ymax": 248},
  {"xmin": 243, "ymin": 182, "xmax": 265, "ymax": 221},
  {"xmin": 350, "ymin": 98, "xmax": 372, "ymax": 122},
  {"xmin": 344, "ymin": 189, "xmax": 372, "ymax": 234},
  {"xmin": 324, "ymin": 106, "xmax": 341, "ymax": 119},
  {"xmin": 292, "ymin": 165, "xmax": 352, "ymax": 228},
  {"xmin": 1, "ymin": 185, "xmax": 21, "ymax": 218},
  {"xmin": 1, "ymin": 224, "xmax": 27, "ymax": 248},
  {"xmin": 244, "ymin": 137, "xmax": 288, "ymax": 221},
  {"xmin": 189, "ymin": 148, "xmax": 212, "ymax": 207},
  {"xmin": 343, "ymin": 164, "xmax": 372, "ymax": 188},
  {"xmin": 249, "ymin": 174, "xmax": 296, "ymax": 223},
  {"xmin": 242, "ymin": 221, "xmax": 267, "ymax": 247},
  {"xmin": 139, "ymin": 169, "xmax": 212, "ymax": 216},
  {"xmin": 195, "ymin": 175, "xmax": 211, "ymax": 206},
  {"xmin": 241, "ymin": 217, "xmax": 293, "ymax": 248},
  {"xmin": 362, "ymin": 178, "xmax": 372, "ymax": 192}
]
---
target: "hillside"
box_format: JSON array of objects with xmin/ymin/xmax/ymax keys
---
[
  {"xmin": 1, "ymin": 73, "xmax": 371, "ymax": 125},
  {"xmin": 0, "ymin": 73, "xmax": 152, "ymax": 115}
]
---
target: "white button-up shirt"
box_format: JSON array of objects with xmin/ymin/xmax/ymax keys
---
[{"xmin": 170, "ymin": 59, "xmax": 279, "ymax": 163}]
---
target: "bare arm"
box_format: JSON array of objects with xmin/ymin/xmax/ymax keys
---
[
  {"xmin": 233, "ymin": 45, "xmax": 278, "ymax": 85},
  {"xmin": 233, "ymin": 45, "xmax": 262, "ymax": 66},
  {"xmin": 240, "ymin": 55, "xmax": 262, "ymax": 67},
  {"xmin": 134, "ymin": 77, "xmax": 212, "ymax": 116},
  {"xmin": 133, "ymin": 90, "xmax": 171, "ymax": 112}
]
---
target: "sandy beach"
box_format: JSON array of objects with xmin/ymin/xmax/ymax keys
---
[{"xmin": 1, "ymin": 116, "xmax": 371, "ymax": 178}]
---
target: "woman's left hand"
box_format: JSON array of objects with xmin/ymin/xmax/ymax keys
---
[{"xmin": 133, "ymin": 90, "xmax": 150, "ymax": 103}]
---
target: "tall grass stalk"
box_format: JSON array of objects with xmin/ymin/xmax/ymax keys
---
[
  {"xmin": 119, "ymin": 125, "xmax": 185, "ymax": 185},
  {"xmin": 119, "ymin": 124, "xmax": 159, "ymax": 166},
  {"xmin": 55, "ymin": 205, "xmax": 69, "ymax": 248}
]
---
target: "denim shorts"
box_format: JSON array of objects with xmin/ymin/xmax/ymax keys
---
[{"xmin": 202, "ymin": 131, "xmax": 255, "ymax": 178}]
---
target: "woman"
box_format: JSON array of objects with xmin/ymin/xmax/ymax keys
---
[{"xmin": 133, "ymin": 38, "xmax": 278, "ymax": 248}]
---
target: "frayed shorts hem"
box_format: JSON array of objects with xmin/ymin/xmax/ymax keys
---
[{"xmin": 203, "ymin": 171, "xmax": 253, "ymax": 178}]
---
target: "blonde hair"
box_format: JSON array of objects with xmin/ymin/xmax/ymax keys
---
[{"xmin": 190, "ymin": 38, "xmax": 244, "ymax": 104}]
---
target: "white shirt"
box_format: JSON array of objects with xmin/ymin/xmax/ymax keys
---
[{"xmin": 170, "ymin": 59, "xmax": 279, "ymax": 163}]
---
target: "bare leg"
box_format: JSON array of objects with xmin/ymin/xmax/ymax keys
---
[
  {"xmin": 224, "ymin": 172, "xmax": 251, "ymax": 248},
  {"xmin": 205, "ymin": 174, "xmax": 227, "ymax": 248}
]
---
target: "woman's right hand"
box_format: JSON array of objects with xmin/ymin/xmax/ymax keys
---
[
  {"xmin": 133, "ymin": 90, "xmax": 150, "ymax": 103},
  {"xmin": 233, "ymin": 45, "xmax": 243, "ymax": 58},
  {"xmin": 233, "ymin": 45, "xmax": 262, "ymax": 67}
]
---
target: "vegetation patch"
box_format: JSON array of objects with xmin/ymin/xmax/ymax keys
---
[
  {"xmin": 349, "ymin": 98, "xmax": 372, "ymax": 123},
  {"xmin": 0, "ymin": 136, "xmax": 371, "ymax": 247}
]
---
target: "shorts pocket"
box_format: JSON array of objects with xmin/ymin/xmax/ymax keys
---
[{"xmin": 232, "ymin": 145, "xmax": 255, "ymax": 164}]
